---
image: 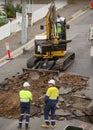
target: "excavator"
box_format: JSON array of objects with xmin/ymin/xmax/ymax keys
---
[{"xmin": 26, "ymin": 0, "xmax": 75, "ymax": 71}]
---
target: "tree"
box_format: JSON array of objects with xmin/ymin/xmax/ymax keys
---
[{"xmin": 3, "ymin": 3, "xmax": 22, "ymax": 18}]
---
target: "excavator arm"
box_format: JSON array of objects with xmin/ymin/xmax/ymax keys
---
[{"xmin": 46, "ymin": 1, "xmax": 58, "ymax": 44}]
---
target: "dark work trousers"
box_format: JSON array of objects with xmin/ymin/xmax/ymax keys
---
[
  {"xmin": 19, "ymin": 102, "xmax": 30, "ymax": 129},
  {"xmin": 44, "ymin": 100, "xmax": 57, "ymax": 126}
]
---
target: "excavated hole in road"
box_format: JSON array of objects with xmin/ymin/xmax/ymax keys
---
[{"xmin": 0, "ymin": 70, "xmax": 93, "ymax": 124}]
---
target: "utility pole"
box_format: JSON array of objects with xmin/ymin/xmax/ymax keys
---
[{"xmin": 21, "ymin": 0, "xmax": 27, "ymax": 44}]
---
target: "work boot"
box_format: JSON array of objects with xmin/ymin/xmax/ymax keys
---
[
  {"xmin": 17, "ymin": 123, "xmax": 22, "ymax": 129},
  {"xmin": 25, "ymin": 126, "xmax": 30, "ymax": 130},
  {"xmin": 51, "ymin": 125, "xmax": 56, "ymax": 129},
  {"xmin": 41, "ymin": 124, "xmax": 50, "ymax": 128},
  {"xmin": 17, "ymin": 126, "xmax": 22, "ymax": 129}
]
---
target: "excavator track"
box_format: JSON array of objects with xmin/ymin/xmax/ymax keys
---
[
  {"xmin": 54, "ymin": 52, "xmax": 75, "ymax": 71},
  {"xmin": 26, "ymin": 52, "xmax": 75, "ymax": 72}
]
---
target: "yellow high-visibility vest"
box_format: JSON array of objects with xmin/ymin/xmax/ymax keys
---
[
  {"xmin": 46, "ymin": 87, "xmax": 59, "ymax": 99},
  {"xmin": 19, "ymin": 90, "xmax": 32, "ymax": 102}
]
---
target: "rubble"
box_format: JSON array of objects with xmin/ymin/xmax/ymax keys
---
[{"xmin": 0, "ymin": 70, "xmax": 93, "ymax": 124}]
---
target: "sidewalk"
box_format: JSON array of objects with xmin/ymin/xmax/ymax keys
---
[{"xmin": 0, "ymin": 1, "xmax": 90, "ymax": 59}]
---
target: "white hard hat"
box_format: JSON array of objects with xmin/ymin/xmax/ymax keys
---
[
  {"xmin": 23, "ymin": 82, "xmax": 30, "ymax": 87},
  {"xmin": 48, "ymin": 79, "xmax": 55, "ymax": 85}
]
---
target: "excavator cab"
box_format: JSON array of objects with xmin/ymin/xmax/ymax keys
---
[
  {"xmin": 34, "ymin": 15, "xmax": 71, "ymax": 57},
  {"xmin": 40, "ymin": 16, "xmax": 69, "ymax": 40},
  {"xmin": 56, "ymin": 16, "xmax": 67, "ymax": 40}
]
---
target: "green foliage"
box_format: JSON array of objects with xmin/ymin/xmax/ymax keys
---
[
  {"xmin": 0, "ymin": 20, "xmax": 7, "ymax": 26},
  {"xmin": 3, "ymin": 3, "xmax": 22, "ymax": 18},
  {"xmin": 0, "ymin": 12, "xmax": 6, "ymax": 16},
  {"xmin": 16, "ymin": 4, "xmax": 22, "ymax": 13}
]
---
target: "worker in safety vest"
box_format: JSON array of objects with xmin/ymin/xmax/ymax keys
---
[
  {"xmin": 41, "ymin": 79, "xmax": 59, "ymax": 129},
  {"xmin": 57, "ymin": 14, "xmax": 62, "ymax": 38},
  {"xmin": 18, "ymin": 82, "xmax": 32, "ymax": 130},
  {"xmin": 57, "ymin": 14, "xmax": 66, "ymax": 40}
]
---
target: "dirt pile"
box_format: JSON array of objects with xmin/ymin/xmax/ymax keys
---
[{"xmin": 0, "ymin": 70, "xmax": 93, "ymax": 123}]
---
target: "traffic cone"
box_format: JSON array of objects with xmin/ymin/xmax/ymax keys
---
[
  {"xmin": 90, "ymin": 2, "xmax": 93, "ymax": 9},
  {"xmin": 5, "ymin": 40, "xmax": 13, "ymax": 60}
]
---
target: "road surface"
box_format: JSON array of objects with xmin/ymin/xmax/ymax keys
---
[{"xmin": 65, "ymin": 9, "xmax": 93, "ymax": 77}]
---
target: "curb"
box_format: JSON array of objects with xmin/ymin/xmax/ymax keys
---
[
  {"xmin": 72, "ymin": 10, "xmax": 83, "ymax": 18},
  {"xmin": 0, "ymin": 39, "xmax": 34, "ymax": 67},
  {"xmin": 68, "ymin": 8, "xmax": 89, "ymax": 23}
]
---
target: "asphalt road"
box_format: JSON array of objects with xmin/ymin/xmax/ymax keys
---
[
  {"xmin": 0, "ymin": 116, "xmax": 92, "ymax": 130},
  {"xmin": 0, "ymin": 8, "xmax": 93, "ymax": 130},
  {"xmin": 65, "ymin": 9, "xmax": 93, "ymax": 77}
]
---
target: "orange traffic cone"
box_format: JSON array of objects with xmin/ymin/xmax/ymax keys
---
[
  {"xmin": 5, "ymin": 40, "xmax": 13, "ymax": 60},
  {"xmin": 90, "ymin": 2, "xmax": 93, "ymax": 9}
]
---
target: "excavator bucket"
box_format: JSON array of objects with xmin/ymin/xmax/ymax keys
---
[
  {"xmin": 22, "ymin": 68, "xmax": 59, "ymax": 81},
  {"xmin": 23, "ymin": 68, "xmax": 59, "ymax": 74}
]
